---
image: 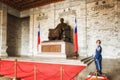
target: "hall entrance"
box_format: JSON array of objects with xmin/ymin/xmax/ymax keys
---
[{"xmin": 7, "ymin": 14, "xmax": 30, "ymax": 57}]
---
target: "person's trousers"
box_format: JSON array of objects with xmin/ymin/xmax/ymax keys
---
[{"xmin": 95, "ymin": 59, "xmax": 102, "ymax": 74}]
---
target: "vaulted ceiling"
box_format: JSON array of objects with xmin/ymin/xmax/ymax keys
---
[{"xmin": 0, "ymin": 0, "xmax": 64, "ymax": 11}]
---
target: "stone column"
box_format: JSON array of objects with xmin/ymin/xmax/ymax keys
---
[
  {"xmin": 29, "ymin": 14, "xmax": 34, "ymax": 56},
  {"xmin": 83, "ymin": 0, "xmax": 88, "ymax": 57},
  {"xmin": 29, "ymin": 11, "xmax": 38, "ymax": 56},
  {"xmin": 0, "ymin": 5, "xmax": 8, "ymax": 57},
  {"xmin": 79, "ymin": 1, "xmax": 88, "ymax": 57},
  {"xmin": 29, "ymin": 9, "xmax": 38, "ymax": 56}
]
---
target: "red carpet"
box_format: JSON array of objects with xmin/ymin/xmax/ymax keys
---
[
  {"xmin": 0, "ymin": 60, "xmax": 86, "ymax": 80},
  {"xmin": 85, "ymin": 75, "xmax": 109, "ymax": 80}
]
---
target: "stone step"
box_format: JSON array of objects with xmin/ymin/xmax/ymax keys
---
[{"xmin": 37, "ymin": 53, "xmax": 66, "ymax": 58}]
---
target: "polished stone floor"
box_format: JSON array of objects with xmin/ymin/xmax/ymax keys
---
[{"xmin": 1, "ymin": 56, "xmax": 85, "ymax": 65}]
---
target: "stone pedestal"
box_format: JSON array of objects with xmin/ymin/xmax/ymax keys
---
[{"xmin": 39, "ymin": 40, "xmax": 74, "ymax": 58}]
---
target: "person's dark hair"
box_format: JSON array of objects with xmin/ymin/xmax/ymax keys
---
[
  {"xmin": 60, "ymin": 18, "xmax": 64, "ymax": 23},
  {"xmin": 96, "ymin": 40, "xmax": 101, "ymax": 44}
]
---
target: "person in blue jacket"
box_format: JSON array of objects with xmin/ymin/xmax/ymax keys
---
[{"xmin": 94, "ymin": 40, "xmax": 102, "ymax": 74}]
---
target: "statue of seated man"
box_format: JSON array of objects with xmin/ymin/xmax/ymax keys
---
[{"xmin": 48, "ymin": 18, "xmax": 71, "ymax": 42}]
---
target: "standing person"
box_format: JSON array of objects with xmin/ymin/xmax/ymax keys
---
[{"xmin": 94, "ymin": 40, "xmax": 102, "ymax": 75}]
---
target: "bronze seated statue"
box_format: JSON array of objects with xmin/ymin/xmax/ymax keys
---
[{"xmin": 48, "ymin": 18, "xmax": 71, "ymax": 42}]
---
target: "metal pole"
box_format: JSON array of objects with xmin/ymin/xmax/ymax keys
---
[
  {"xmin": 95, "ymin": 71, "xmax": 98, "ymax": 80},
  {"xmin": 34, "ymin": 64, "xmax": 37, "ymax": 80},
  {"xmin": 60, "ymin": 66, "xmax": 63, "ymax": 80},
  {"xmin": 13, "ymin": 59, "xmax": 17, "ymax": 80}
]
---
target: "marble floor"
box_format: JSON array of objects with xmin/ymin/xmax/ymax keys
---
[{"xmin": 1, "ymin": 56, "xmax": 85, "ymax": 66}]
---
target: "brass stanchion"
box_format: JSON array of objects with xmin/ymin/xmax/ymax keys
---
[
  {"xmin": 0, "ymin": 58, "xmax": 1, "ymax": 71},
  {"xmin": 34, "ymin": 64, "xmax": 37, "ymax": 80},
  {"xmin": 60, "ymin": 66, "xmax": 63, "ymax": 80},
  {"xmin": 13, "ymin": 59, "xmax": 17, "ymax": 80},
  {"xmin": 0, "ymin": 58, "xmax": 2, "ymax": 77},
  {"xmin": 95, "ymin": 71, "xmax": 98, "ymax": 80}
]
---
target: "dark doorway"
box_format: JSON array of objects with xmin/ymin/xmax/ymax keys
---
[{"xmin": 7, "ymin": 14, "xmax": 29, "ymax": 57}]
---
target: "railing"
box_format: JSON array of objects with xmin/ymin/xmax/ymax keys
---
[{"xmin": 0, "ymin": 58, "xmax": 85, "ymax": 80}]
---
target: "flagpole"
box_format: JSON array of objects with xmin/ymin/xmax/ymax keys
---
[
  {"xmin": 73, "ymin": 17, "xmax": 79, "ymax": 59},
  {"xmin": 37, "ymin": 23, "xmax": 40, "ymax": 52}
]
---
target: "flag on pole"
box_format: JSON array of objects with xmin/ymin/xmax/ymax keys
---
[
  {"xmin": 74, "ymin": 18, "xmax": 78, "ymax": 53},
  {"xmin": 37, "ymin": 23, "xmax": 40, "ymax": 51}
]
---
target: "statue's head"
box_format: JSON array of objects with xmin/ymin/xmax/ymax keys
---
[{"xmin": 60, "ymin": 18, "xmax": 64, "ymax": 23}]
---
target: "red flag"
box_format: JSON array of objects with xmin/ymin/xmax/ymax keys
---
[
  {"xmin": 74, "ymin": 18, "xmax": 78, "ymax": 53},
  {"xmin": 37, "ymin": 23, "xmax": 40, "ymax": 51}
]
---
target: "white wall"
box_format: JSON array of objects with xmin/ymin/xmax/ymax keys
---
[{"xmin": 20, "ymin": 0, "xmax": 120, "ymax": 58}]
